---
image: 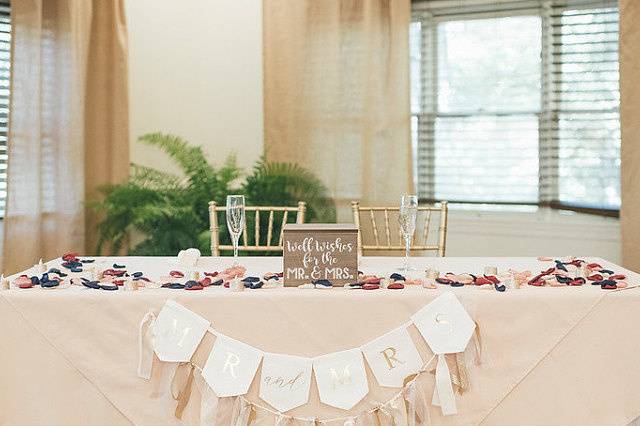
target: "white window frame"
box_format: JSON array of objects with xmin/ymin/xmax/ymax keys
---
[{"xmin": 411, "ymin": 0, "xmax": 620, "ymax": 215}]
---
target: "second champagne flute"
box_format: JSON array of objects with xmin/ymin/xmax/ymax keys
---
[
  {"xmin": 226, "ymin": 195, "xmax": 245, "ymax": 265},
  {"xmin": 398, "ymin": 194, "xmax": 418, "ymax": 271}
]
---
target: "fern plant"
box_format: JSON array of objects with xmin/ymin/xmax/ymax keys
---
[{"xmin": 92, "ymin": 133, "xmax": 336, "ymax": 255}]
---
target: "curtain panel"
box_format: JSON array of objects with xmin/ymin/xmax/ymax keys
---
[
  {"xmin": 3, "ymin": 0, "xmax": 129, "ymax": 274},
  {"xmin": 263, "ymin": 0, "xmax": 413, "ymax": 220},
  {"xmin": 620, "ymin": 0, "xmax": 640, "ymax": 271}
]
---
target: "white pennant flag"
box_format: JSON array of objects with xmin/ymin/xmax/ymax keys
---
[
  {"xmin": 411, "ymin": 291, "xmax": 475, "ymax": 416},
  {"xmin": 152, "ymin": 300, "xmax": 210, "ymax": 362},
  {"xmin": 361, "ymin": 326, "xmax": 423, "ymax": 388},
  {"xmin": 202, "ymin": 334, "xmax": 263, "ymax": 397},
  {"xmin": 259, "ymin": 353, "xmax": 313, "ymax": 412},
  {"xmin": 313, "ymin": 349, "xmax": 369, "ymax": 410}
]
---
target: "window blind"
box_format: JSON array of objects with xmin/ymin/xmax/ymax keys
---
[
  {"xmin": 540, "ymin": 1, "xmax": 620, "ymax": 209},
  {"xmin": 411, "ymin": 0, "xmax": 620, "ymax": 212},
  {"xmin": 0, "ymin": 1, "xmax": 9, "ymax": 217}
]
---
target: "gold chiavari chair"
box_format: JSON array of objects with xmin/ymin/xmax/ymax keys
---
[
  {"xmin": 208, "ymin": 201, "xmax": 306, "ymax": 256},
  {"xmin": 350, "ymin": 201, "xmax": 449, "ymax": 257}
]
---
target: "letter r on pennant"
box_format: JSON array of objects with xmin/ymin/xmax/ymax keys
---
[
  {"xmin": 223, "ymin": 352, "xmax": 240, "ymax": 379},
  {"xmin": 381, "ymin": 347, "xmax": 405, "ymax": 370}
]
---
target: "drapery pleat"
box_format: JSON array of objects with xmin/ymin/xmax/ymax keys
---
[
  {"xmin": 3, "ymin": 0, "xmax": 129, "ymax": 274},
  {"xmin": 620, "ymin": 0, "xmax": 640, "ymax": 271},
  {"xmin": 263, "ymin": 0, "xmax": 413, "ymax": 220}
]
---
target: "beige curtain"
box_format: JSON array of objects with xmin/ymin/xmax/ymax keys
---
[
  {"xmin": 263, "ymin": 0, "xmax": 413, "ymax": 220},
  {"xmin": 620, "ymin": 0, "xmax": 640, "ymax": 271},
  {"xmin": 3, "ymin": 0, "xmax": 129, "ymax": 274}
]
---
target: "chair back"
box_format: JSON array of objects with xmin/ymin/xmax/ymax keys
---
[
  {"xmin": 209, "ymin": 201, "xmax": 306, "ymax": 255},
  {"xmin": 350, "ymin": 201, "xmax": 448, "ymax": 256}
]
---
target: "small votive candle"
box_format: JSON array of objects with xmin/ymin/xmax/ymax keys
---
[
  {"xmin": 425, "ymin": 268, "xmax": 439, "ymax": 279},
  {"xmin": 230, "ymin": 278, "xmax": 244, "ymax": 292},
  {"xmin": 123, "ymin": 278, "xmax": 136, "ymax": 291},
  {"xmin": 484, "ymin": 266, "xmax": 498, "ymax": 276},
  {"xmin": 1, "ymin": 275, "xmax": 9, "ymax": 290}
]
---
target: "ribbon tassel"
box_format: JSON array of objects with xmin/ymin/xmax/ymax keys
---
[
  {"xmin": 405, "ymin": 383, "xmax": 418, "ymax": 426},
  {"xmin": 194, "ymin": 371, "xmax": 219, "ymax": 426},
  {"xmin": 275, "ymin": 414, "xmax": 292, "ymax": 426},
  {"xmin": 137, "ymin": 310, "xmax": 156, "ymax": 379},
  {"xmin": 173, "ymin": 364, "xmax": 195, "ymax": 419},
  {"xmin": 151, "ymin": 361, "xmax": 178, "ymax": 399},
  {"xmin": 388, "ymin": 393, "xmax": 408, "ymax": 426},
  {"xmin": 432, "ymin": 354, "xmax": 457, "ymax": 416},
  {"xmin": 232, "ymin": 397, "xmax": 252, "ymax": 426},
  {"xmin": 454, "ymin": 353, "xmax": 470, "ymax": 394}
]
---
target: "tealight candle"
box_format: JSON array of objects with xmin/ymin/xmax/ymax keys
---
[
  {"xmin": 502, "ymin": 276, "xmax": 514, "ymax": 290},
  {"xmin": 380, "ymin": 277, "xmax": 389, "ymax": 289},
  {"xmin": 1, "ymin": 274, "xmax": 9, "ymax": 290},
  {"xmin": 124, "ymin": 278, "xmax": 135, "ymax": 291},
  {"xmin": 229, "ymin": 278, "xmax": 244, "ymax": 292},
  {"xmin": 425, "ymin": 268, "xmax": 439, "ymax": 279},
  {"xmin": 424, "ymin": 268, "xmax": 439, "ymax": 288},
  {"xmin": 484, "ymin": 266, "xmax": 498, "ymax": 276},
  {"xmin": 579, "ymin": 263, "xmax": 590, "ymax": 279},
  {"xmin": 36, "ymin": 258, "xmax": 47, "ymax": 274}
]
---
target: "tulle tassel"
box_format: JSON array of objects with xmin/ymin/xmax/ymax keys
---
[
  {"xmin": 137, "ymin": 311, "xmax": 156, "ymax": 380},
  {"xmin": 413, "ymin": 378, "xmax": 431, "ymax": 426},
  {"xmin": 194, "ymin": 370, "xmax": 219, "ymax": 426},
  {"xmin": 251, "ymin": 408, "xmax": 275, "ymax": 425},
  {"xmin": 472, "ymin": 322, "xmax": 483, "ymax": 365},
  {"xmin": 375, "ymin": 405, "xmax": 394, "ymax": 426},
  {"xmin": 453, "ymin": 353, "xmax": 470, "ymax": 394},
  {"xmin": 215, "ymin": 396, "xmax": 238, "ymax": 425},
  {"xmin": 342, "ymin": 416, "xmax": 356, "ymax": 426},
  {"xmin": 357, "ymin": 411, "xmax": 378, "ymax": 426},
  {"xmin": 151, "ymin": 361, "xmax": 178, "ymax": 398},
  {"xmin": 274, "ymin": 413, "xmax": 292, "ymax": 426},
  {"xmin": 429, "ymin": 353, "xmax": 471, "ymax": 395},
  {"xmin": 405, "ymin": 383, "xmax": 417, "ymax": 426},
  {"xmin": 388, "ymin": 393, "xmax": 408, "ymax": 426},
  {"xmin": 232, "ymin": 397, "xmax": 253, "ymax": 426}
]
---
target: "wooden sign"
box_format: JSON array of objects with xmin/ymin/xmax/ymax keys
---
[{"xmin": 282, "ymin": 224, "xmax": 358, "ymax": 287}]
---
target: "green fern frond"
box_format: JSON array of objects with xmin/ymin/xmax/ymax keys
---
[
  {"xmin": 138, "ymin": 133, "xmax": 215, "ymax": 178},
  {"xmin": 130, "ymin": 164, "xmax": 185, "ymax": 190},
  {"xmin": 242, "ymin": 160, "xmax": 336, "ymax": 222}
]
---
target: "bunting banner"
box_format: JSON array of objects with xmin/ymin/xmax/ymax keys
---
[
  {"xmin": 259, "ymin": 353, "xmax": 313, "ymax": 412},
  {"xmin": 139, "ymin": 292, "xmax": 479, "ymax": 421},
  {"xmin": 202, "ymin": 334, "xmax": 263, "ymax": 397},
  {"xmin": 313, "ymin": 349, "xmax": 369, "ymax": 410}
]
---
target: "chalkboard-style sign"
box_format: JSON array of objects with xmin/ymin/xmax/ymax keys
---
[{"xmin": 282, "ymin": 224, "xmax": 358, "ymax": 287}]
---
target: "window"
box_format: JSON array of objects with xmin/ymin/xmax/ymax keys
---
[
  {"xmin": 411, "ymin": 0, "xmax": 620, "ymax": 213},
  {"xmin": 0, "ymin": 1, "xmax": 8, "ymax": 216}
]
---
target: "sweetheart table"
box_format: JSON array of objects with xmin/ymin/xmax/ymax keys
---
[{"xmin": 1, "ymin": 256, "xmax": 640, "ymax": 426}]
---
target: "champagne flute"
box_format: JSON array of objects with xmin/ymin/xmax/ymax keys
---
[
  {"xmin": 398, "ymin": 194, "xmax": 418, "ymax": 271},
  {"xmin": 226, "ymin": 195, "xmax": 245, "ymax": 264}
]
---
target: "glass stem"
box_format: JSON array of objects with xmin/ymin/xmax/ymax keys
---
[
  {"xmin": 233, "ymin": 234, "xmax": 239, "ymax": 260},
  {"xmin": 404, "ymin": 236, "xmax": 411, "ymax": 270}
]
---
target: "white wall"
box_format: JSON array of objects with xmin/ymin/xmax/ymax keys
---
[
  {"xmin": 125, "ymin": 2, "xmax": 622, "ymax": 264},
  {"xmin": 126, "ymin": 0, "xmax": 264, "ymax": 174},
  {"xmin": 446, "ymin": 209, "xmax": 621, "ymax": 263}
]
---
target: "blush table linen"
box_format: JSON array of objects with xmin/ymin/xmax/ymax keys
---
[{"xmin": 1, "ymin": 256, "xmax": 639, "ymax": 426}]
